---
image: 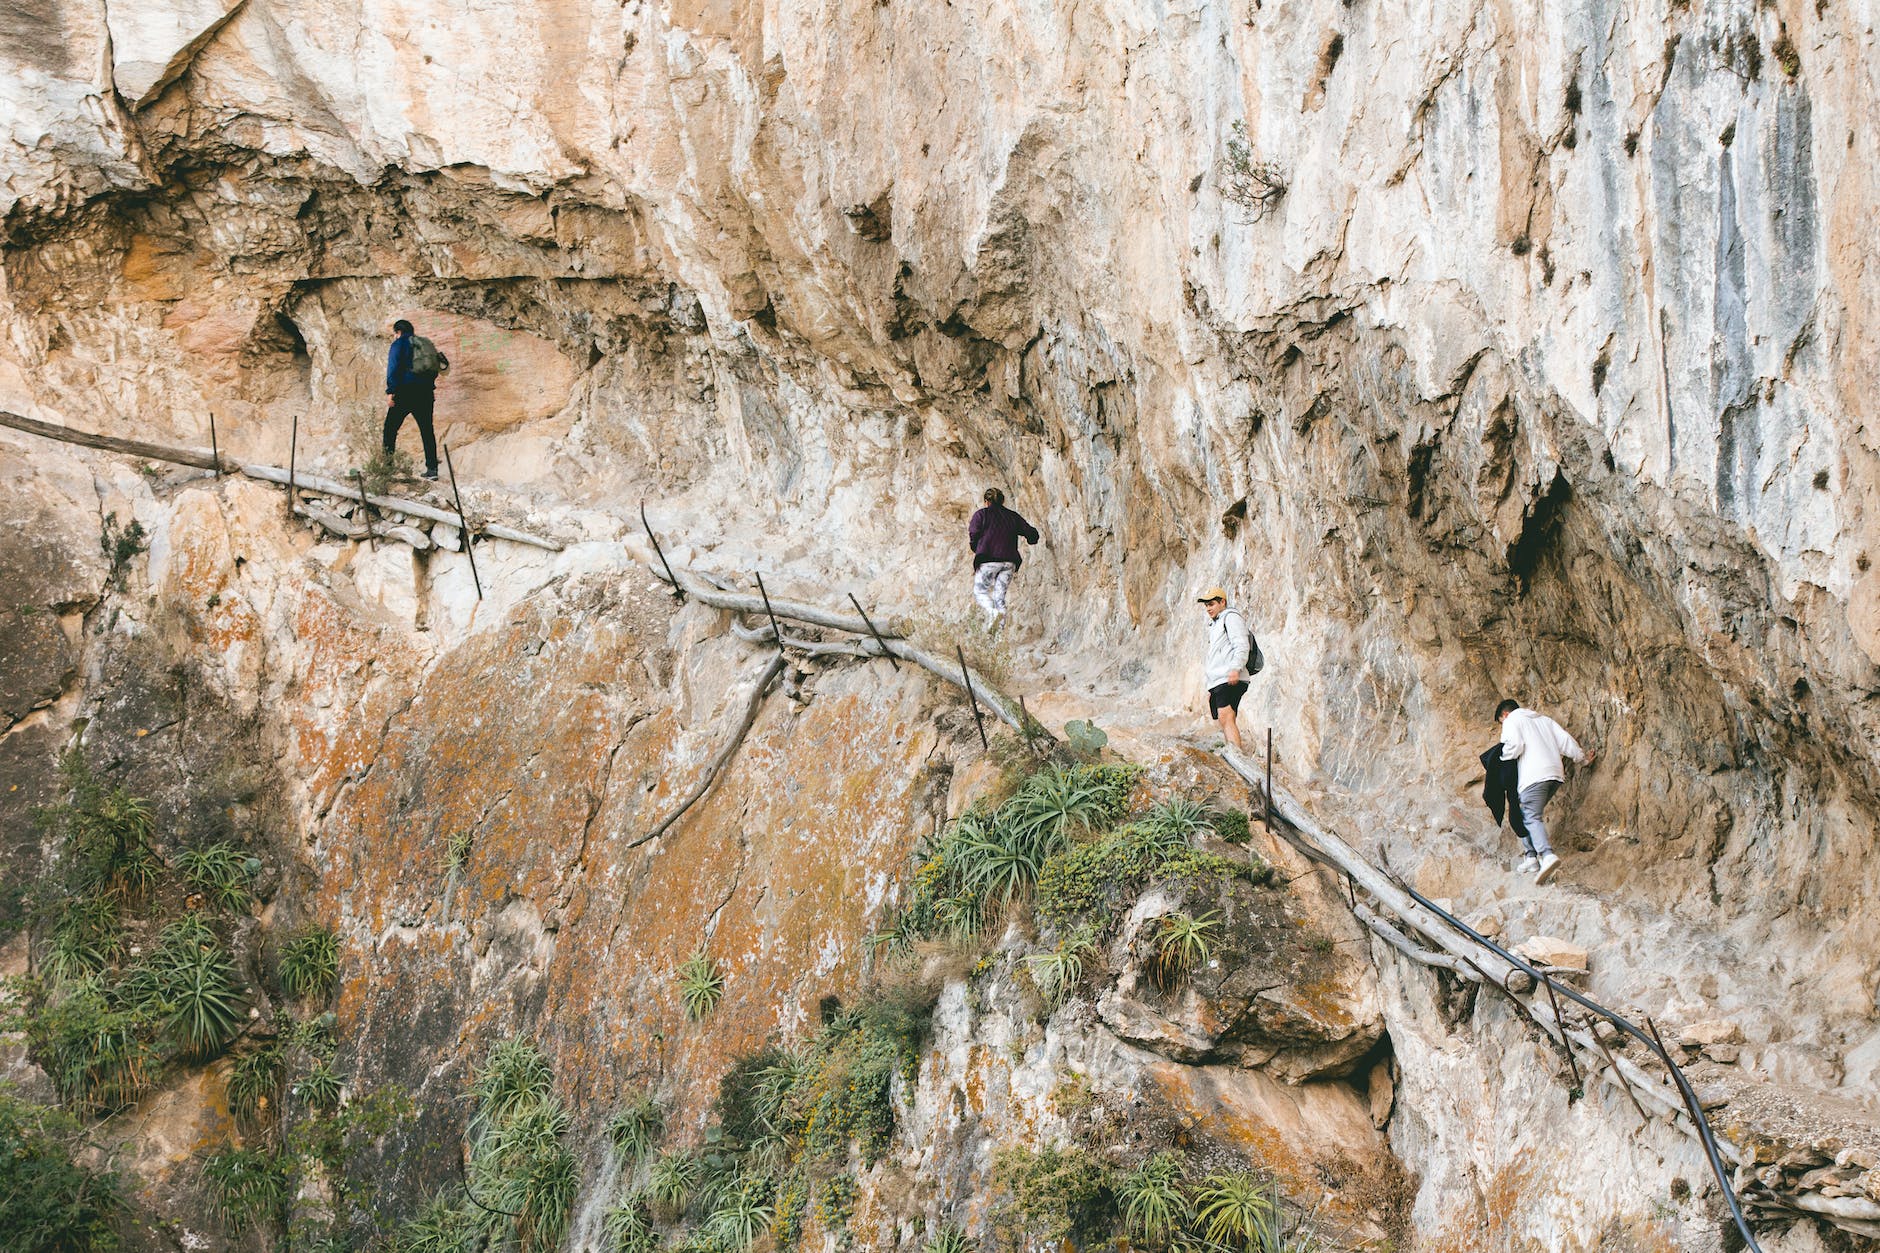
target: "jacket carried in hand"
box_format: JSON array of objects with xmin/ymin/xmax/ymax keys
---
[
  {"xmin": 1203, "ymin": 607, "xmax": 1252, "ymax": 690},
  {"xmin": 1499, "ymin": 708, "xmax": 1586, "ymax": 792},
  {"xmin": 1479, "ymin": 743, "xmax": 1531, "ymax": 838},
  {"xmin": 968, "ymin": 504, "xmax": 1039, "ymax": 568}
]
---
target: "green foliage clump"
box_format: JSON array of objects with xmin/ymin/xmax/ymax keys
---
[
  {"xmin": 1036, "ymin": 826, "xmax": 1250, "ymax": 930},
  {"xmin": 991, "ymin": 1145, "xmax": 1116, "ymax": 1250},
  {"xmin": 226, "ymin": 1045, "xmax": 284, "ymax": 1123},
  {"xmin": 37, "ymin": 896, "xmax": 122, "ymax": 987},
  {"xmin": 923, "ymin": 1222, "xmax": 975, "ymax": 1253},
  {"xmin": 608, "ymin": 1092, "xmax": 664, "ymax": 1164},
  {"xmin": 1117, "ymin": 1151, "xmax": 1191, "ymax": 1248},
  {"xmin": 769, "ymin": 1172, "xmax": 809, "ymax": 1248},
  {"xmin": 35, "ymin": 749, "xmax": 158, "ymax": 901},
  {"xmin": 278, "ymin": 927, "xmax": 340, "ymax": 1002},
  {"xmin": 874, "ymin": 764, "xmax": 1139, "ymax": 951},
  {"xmin": 202, "ymin": 1145, "xmax": 291, "ymax": 1234},
  {"xmin": 175, "ymin": 843, "xmax": 259, "ymax": 911},
  {"xmin": 147, "ymin": 928, "xmax": 244, "ymax": 1061},
  {"xmin": 445, "ymin": 830, "xmax": 474, "ymax": 873},
  {"xmin": 1025, "ymin": 926, "xmax": 1098, "ymax": 1008},
  {"xmin": 0, "ymin": 1087, "xmax": 124, "ymax": 1252},
  {"xmin": 679, "ymin": 951, "xmax": 725, "ymax": 1021},
  {"xmin": 814, "ymin": 1172, "xmax": 856, "ymax": 1241},
  {"xmin": 1210, "ymin": 807, "xmax": 1253, "ymax": 845},
  {"xmin": 293, "ymin": 1059, "xmax": 343, "ymax": 1111},
  {"xmin": 464, "ymin": 1038, "xmax": 578, "ymax": 1252},
  {"xmin": 703, "ymin": 1173, "xmax": 774, "ymax": 1249},
  {"xmin": 1194, "ymin": 1171, "xmax": 1281, "ymax": 1250},
  {"xmin": 394, "ymin": 1188, "xmax": 481, "ymax": 1253},
  {"xmin": 647, "ymin": 1150, "xmax": 699, "ymax": 1222},
  {"xmin": 605, "ymin": 1196, "xmax": 660, "ymax": 1253},
  {"xmin": 100, "ymin": 513, "xmax": 148, "ymax": 587},
  {"xmin": 18, "ymin": 977, "xmax": 156, "ymax": 1114},
  {"xmin": 1151, "ymin": 911, "xmax": 1221, "ymax": 991}
]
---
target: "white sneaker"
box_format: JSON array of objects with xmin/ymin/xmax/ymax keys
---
[
  {"xmin": 1516, "ymin": 855, "xmax": 1540, "ymax": 876},
  {"xmin": 1534, "ymin": 852, "xmax": 1561, "ymax": 884}
]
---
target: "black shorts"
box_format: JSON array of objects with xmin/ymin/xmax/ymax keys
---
[{"xmin": 1209, "ymin": 681, "xmax": 1248, "ymax": 717}]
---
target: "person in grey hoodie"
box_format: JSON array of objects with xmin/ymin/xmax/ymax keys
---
[
  {"xmin": 1496, "ymin": 699, "xmax": 1596, "ymax": 883},
  {"xmin": 1199, "ymin": 587, "xmax": 1252, "ymax": 754}
]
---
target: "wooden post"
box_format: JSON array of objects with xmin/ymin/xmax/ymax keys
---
[
  {"xmin": 846, "ymin": 593, "xmax": 899, "ymax": 669},
  {"xmin": 641, "ymin": 501, "xmax": 684, "ymax": 601},
  {"xmin": 285, "ymin": 414, "xmax": 298, "ymax": 521},
  {"xmin": 208, "ymin": 412, "xmax": 221, "ymax": 476},
  {"xmin": 444, "ymin": 445, "xmax": 482, "ymax": 601},
  {"xmin": 754, "ymin": 571, "xmax": 786, "ymax": 656},
  {"xmin": 350, "ymin": 470, "xmax": 377, "ymax": 552},
  {"xmin": 956, "ymin": 644, "xmax": 990, "ymax": 751}
]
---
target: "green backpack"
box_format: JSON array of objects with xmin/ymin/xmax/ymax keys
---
[{"xmin": 409, "ymin": 335, "xmax": 447, "ymax": 378}]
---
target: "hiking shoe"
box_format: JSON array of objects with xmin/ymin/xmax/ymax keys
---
[
  {"xmin": 421, "ymin": 467, "xmax": 439, "ymax": 480},
  {"xmin": 1534, "ymin": 852, "xmax": 1561, "ymax": 884},
  {"xmin": 1516, "ymin": 855, "xmax": 1540, "ymax": 876}
]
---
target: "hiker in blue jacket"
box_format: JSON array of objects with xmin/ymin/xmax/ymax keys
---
[{"xmin": 384, "ymin": 319, "xmax": 444, "ymax": 480}]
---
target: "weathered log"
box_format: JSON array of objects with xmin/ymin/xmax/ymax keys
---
[
  {"xmin": 1, "ymin": 409, "xmax": 221, "ymax": 469},
  {"xmin": 654, "ymin": 566, "xmax": 1027, "ymax": 732},
  {"xmin": 244, "ymin": 464, "xmax": 561, "ymax": 550},
  {"xmin": 0, "ymin": 409, "xmax": 564, "ymax": 551},
  {"xmin": 627, "ymin": 653, "xmax": 787, "ymax": 849},
  {"xmin": 1354, "ymin": 904, "xmax": 1480, "ymax": 979}
]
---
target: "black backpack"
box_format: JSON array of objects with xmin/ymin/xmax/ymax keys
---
[{"xmin": 1226, "ymin": 609, "xmax": 1264, "ymax": 676}]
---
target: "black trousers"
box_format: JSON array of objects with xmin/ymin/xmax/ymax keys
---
[{"xmin": 383, "ymin": 385, "xmax": 438, "ymax": 470}]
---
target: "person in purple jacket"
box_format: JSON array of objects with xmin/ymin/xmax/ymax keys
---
[{"xmin": 967, "ymin": 488, "xmax": 1040, "ymax": 633}]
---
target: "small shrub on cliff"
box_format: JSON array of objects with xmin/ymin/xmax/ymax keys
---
[
  {"xmin": 37, "ymin": 895, "xmax": 122, "ymax": 986},
  {"xmin": 1219, "ymin": 121, "xmax": 1287, "ymax": 222},
  {"xmin": 0, "ymin": 1088, "xmax": 125, "ymax": 1252},
  {"xmin": 100, "ymin": 513, "xmax": 147, "ymax": 587},
  {"xmin": 991, "ymin": 1145, "xmax": 1116, "ymax": 1249},
  {"xmin": 469, "ymin": 1038, "xmax": 554, "ymax": 1137},
  {"xmin": 678, "ymin": 951, "xmax": 725, "ymax": 1021},
  {"xmin": 17, "ymin": 977, "xmax": 156, "ymax": 1113},
  {"xmin": 395, "ymin": 1190, "xmax": 481, "ymax": 1253},
  {"xmin": 293, "ymin": 1059, "xmax": 343, "ymax": 1111},
  {"xmin": 1210, "ymin": 806, "xmax": 1252, "ymax": 845},
  {"xmin": 278, "ymin": 926, "xmax": 340, "ymax": 1002},
  {"xmin": 704, "ymin": 1173, "xmax": 775, "ymax": 1250}
]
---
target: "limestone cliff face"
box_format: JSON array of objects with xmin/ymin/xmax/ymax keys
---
[{"xmin": 3, "ymin": 0, "xmax": 1879, "ymax": 1249}]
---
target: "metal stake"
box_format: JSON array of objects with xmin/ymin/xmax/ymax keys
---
[
  {"xmin": 286, "ymin": 414, "xmax": 298, "ymax": 521},
  {"xmin": 350, "ymin": 470, "xmax": 377, "ymax": 552},
  {"xmin": 1540, "ymin": 975, "xmax": 1584, "ymax": 1091},
  {"xmin": 207, "ymin": 412, "xmax": 222, "ymax": 476},
  {"xmin": 641, "ymin": 500, "xmax": 684, "ymax": 601},
  {"xmin": 956, "ymin": 645, "xmax": 990, "ymax": 751},
  {"xmin": 1017, "ymin": 693, "xmax": 1039, "ymax": 757},
  {"xmin": 1265, "ymin": 728, "xmax": 1274, "ymax": 830},
  {"xmin": 754, "ymin": 571, "xmax": 786, "ymax": 655},
  {"xmin": 846, "ymin": 593, "xmax": 899, "ymax": 669},
  {"xmin": 444, "ymin": 445, "xmax": 482, "ymax": 601}
]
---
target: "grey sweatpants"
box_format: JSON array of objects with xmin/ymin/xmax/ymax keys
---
[{"xmin": 1518, "ymin": 781, "xmax": 1560, "ymax": 856}]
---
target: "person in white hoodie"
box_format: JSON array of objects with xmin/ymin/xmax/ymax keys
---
[
  {"xmin": 1198, "ymin": 587, "xmax": 1253, "ymax": 754},
  {"xmin": 1496, "ymin": 698, "xmax": 1596, "ymax": 884}
]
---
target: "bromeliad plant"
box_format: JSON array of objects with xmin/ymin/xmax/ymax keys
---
[
  {"xmin": 678, "ymin": 951, "xmax": 725, "ymax": 1021},
  {"xmin": 1117, "ymin": 1151, "xmax": 1191, "ymax": 1248},
  {"xmin": 278, "ymin": 927, "xmax": 340, "ymax": 1002},
  {"xmin": 1150, "ymin": 910, "xmax": 1221, "ymax": 991},
  {"xmin": 175, "ymin": 843, "xmax": 260, "ymax": 912},
  {"xmin": 608, "ymin": 1093, "xmax": 665, "ymax": 1165}
]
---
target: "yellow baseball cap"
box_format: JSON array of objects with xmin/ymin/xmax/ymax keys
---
[{"xmin": 1196, "ymin": 587, "xmax": 1227, "ymax": 603}]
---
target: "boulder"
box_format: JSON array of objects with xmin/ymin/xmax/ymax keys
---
[
  {"xmin": 1680, "ymin": 1019, "xmax": 1745, "ymax": 1048},
  {"xmin": 1512, "ymin": 936, "xmax": 1589, "ymax": 972}
]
